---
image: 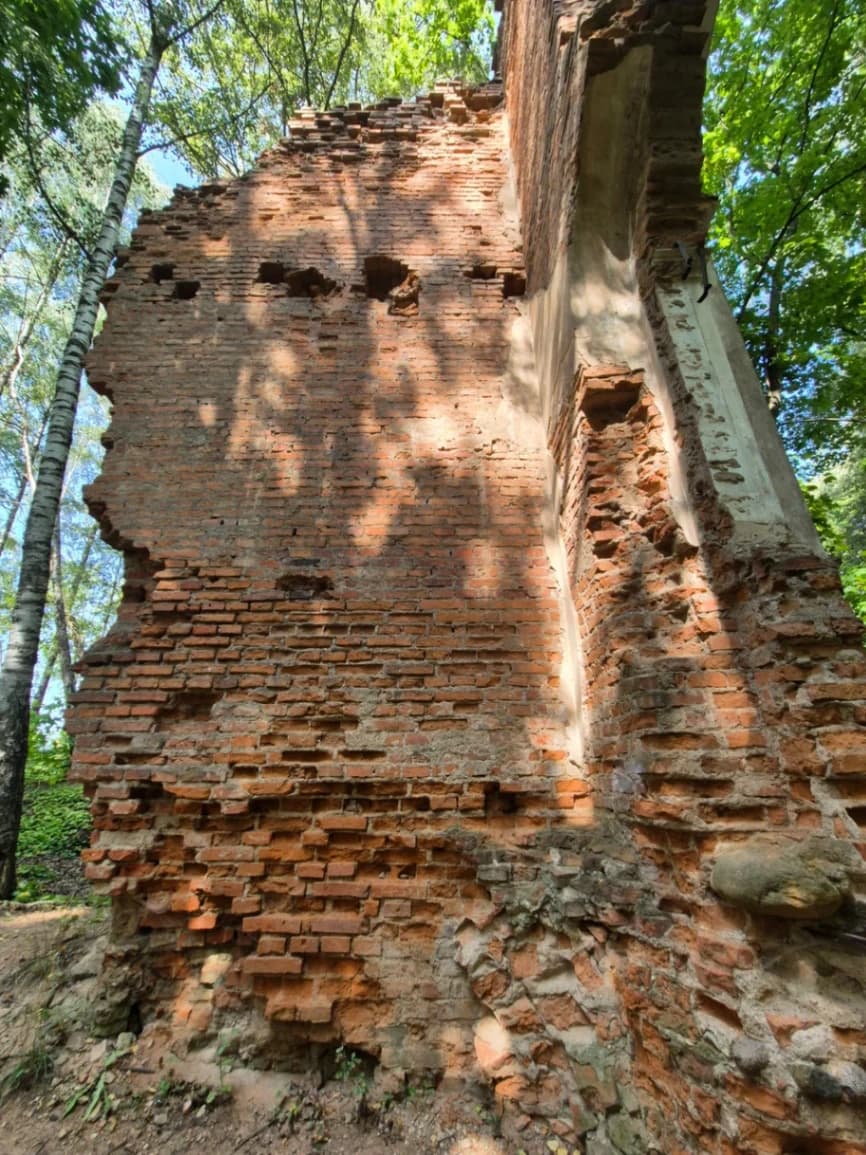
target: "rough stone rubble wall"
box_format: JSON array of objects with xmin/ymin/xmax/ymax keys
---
[{"xmin": 69, "ymin": 1, "xmax": 866, "ymax": 1152}]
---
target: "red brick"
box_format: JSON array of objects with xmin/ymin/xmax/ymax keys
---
[
  {"xmin": 242, "ymin": 955, "xmax": 303, "ymax": 976},
  {"xmin": 242, "ymin": 914, "xmax": 301, "ymax": 935}
]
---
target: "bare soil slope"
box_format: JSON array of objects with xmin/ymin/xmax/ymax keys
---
[{"xmin": 0, "ymin": 906, "xmax": 542, "ymax": 1155}]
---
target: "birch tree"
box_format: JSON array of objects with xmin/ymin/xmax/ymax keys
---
[{"xmin": 0, "ymin": 0, "xmax": 226, "ymax": 898}]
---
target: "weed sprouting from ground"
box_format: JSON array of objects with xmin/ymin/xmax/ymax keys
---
[
  {"xmin": 63, "ymin": 1044, "xmax": 131, "ymax": 1120},
  {"xmin": 0, "ymin": 1041, "xmax": 54, "ymax": 1097}
]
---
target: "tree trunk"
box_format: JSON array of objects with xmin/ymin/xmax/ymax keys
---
[
  {"xmin": 51, "ymin": 521, "xmax": 76, "ymax": 704},
  {"xmin": 0, "ymin": 238, "xmax": 69, "ymax": 402},
  {"xmin": 0, "ymin": 408, "xmax": 48, "ymax": 558},
  {"xmin": 32, "ymin": 522, "xmax": 98, "ymax": 714},
  {"xmin": 0, "ymin": 36, "xmax": 165, "ymax": 898},
  {"xmin": 763, "ymin": 261, "xmax": 785, "ymax": 416}
]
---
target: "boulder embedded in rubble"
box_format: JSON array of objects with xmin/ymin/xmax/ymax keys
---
[{"xmin": 710, "ymin": 838, "xmax": 853, "ymax": 920}]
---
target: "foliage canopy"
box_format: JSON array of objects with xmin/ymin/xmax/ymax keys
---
[
  {"xmin": 0, "ymin": 0, "xmax": 126, "ymax": 193},
  {"xmin": 705, "ymin": 0, "xmax": 866, "ymax": 621},
  {"xmin": 704, "ymin": 0, "xmax": 866, "ymax": 470}
]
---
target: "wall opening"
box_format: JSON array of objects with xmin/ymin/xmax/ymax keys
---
[
  {"xmin": 363, "ymin": 255, "xmax": 409, "ymax": 300},
  {"xmin": 257, "ymin": 261, "xmax": 340, "ymax": 298},
  {"xmin": 172, "ymin": 280, "xmax": 201, "ymax": 300},
  {"xmin": 256, "ymin": 260, "xmax": 285, "ymax": 284},
  {"xmin": 465, "ymin": 263, "xmax": 498, "ymax": 280},
  {"xmin": 502, "ymin": 271, "xmax": 526, "ymax": 298}
]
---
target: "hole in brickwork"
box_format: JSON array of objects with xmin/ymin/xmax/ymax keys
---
[
  {"xmin": 150, "ymin": 262, "xmax": 175, "ymax": 283},
  {"xmin": 284, "ymin": 266, "xmax": 340, "ymax": 298},
  {"xmin": 647, "ymin": 519, "xmax": 680, "ymax": 558},
  {"xmin": 322, "ymin": 1044, "xmax": 379, "ymax": 1083},
  {"xmin": 111, "ymin": 545, "xmax": 157, "ymax": 609},
  {"xmin": 581, "ymin": 381, "xmax": 643, "ymax": 431},
  {"xmin": 831, "ymin": 782, "xmax": 866, "ymax": 802},
  {"xmin": 172, "ymin": 279, "xmax": 200, "ymax": 300},
  {"xmin": 658, "ymin": 895, "xmax": 692, "ymax": 915},
  {"xmin": 257, "ymin": 260, "xmax": 286, "ymax": 284},
  {"xmin": 484, "ymin": 783, "xmax": 520, "ymax": 815},
  {"xmin": 363, "ymin": 255, "xmax": 408, "ymax": 300},
  {"xmin": 281, "ymin": 749, "xmax": 332, "ymax": 762},
  {"xmin": 114, "ymin": 752, "xmax": 160, "ymax": 766},
  {"xmin": 593, "ymin": 535, "xmax": 620, "ymax": 559},
  {"xmin": 782, "ymin": 1141, "xmax": 863, "ymax": 1155},
  {"xmin": 645, "ymin": 776, "xmax": 732, "ymax": 799},
  {"xmin": 701, "ymin": 805, "xmax": 766, "ymax": 825},
  {"xmin": 165, "ymin": 687, "xmax": 220, "ymax": 720},
  {"xmin": 120, "ymin": 1002, "xmax": 141, "ymax": 1035},
  {"xmin": 502, "ymin": 271, "xmax": 526, "ymax": 298},
  {"xmin": 464, "ymin": 263, "xmax": 498, "ymax": 280},
  {"xmin": 318, "ymin": 716, "xmax": 359, "ymax": 732},
  {"xmin": 664, "ymin": 599, "xmax": 690, "ymax": 622},
  {"xmin": 276, "ymin": 572, "xmax": 334, "ymax": 600},
  {"xmin": 126, "ymin": 782, "xmax": 165, "ymax": 805}
]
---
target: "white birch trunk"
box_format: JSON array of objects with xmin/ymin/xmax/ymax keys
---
[
  {"xmin": 51, "ymin": 520, "xmax": 77, "ymax": 704},
  {"xmin": 0, "ymin": 37, "xmax": 165, "ymax": 898}
]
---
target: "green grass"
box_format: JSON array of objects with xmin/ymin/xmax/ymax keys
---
[
  {"xmin": 18, "ymin": 782, "xmax": 90, "ymax": 858},
  {"xmin": 13, "ymin": 713, "xmax": 91, "ymax": 903}
]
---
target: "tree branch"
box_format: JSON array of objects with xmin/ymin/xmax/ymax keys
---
[
  {"xmin": 21, "ymin": 108, "xmax": 92, "ymax": 263},
  {"xmin": 234, "ymin": 4, "xmax": 296, "ymax": 129},
  {"xmin": 167, "ymin": 0, "xmax": 229, "ymax": 48},
  {"xmin": 737, "ymin": 158, "xmax": 866, "ymax": 321},
  {"xmin": 137, "ymin": 80, "xmax": 272, "ymax": 159},
  {"xmin": 291, "ymin": 0, "xmax": 313, "ymax": 104},
  {"xmin": 798, "ymin": 0, "xmax": 843, "ymax": 155},
  {"xmin": 325, "ymin": 0, "xmax": 361, "ymax": 110}
]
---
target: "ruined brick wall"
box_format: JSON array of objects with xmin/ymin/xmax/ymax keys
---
[
  {"xmin": 498, "ymin": 2, "xmax": 866, "ymax": 1152},
  {"xmin": 71, "ymin": 2, "xmax": 866, "ymax": 1152},
  {"xmin": 74, "ymin": 81, "xmax": 589, "ymax": 1085}
]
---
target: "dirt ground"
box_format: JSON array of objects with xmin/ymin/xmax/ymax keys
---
[{"xmin": 0, "ymin": 905, "xmax": 552, "ymax": 1155}]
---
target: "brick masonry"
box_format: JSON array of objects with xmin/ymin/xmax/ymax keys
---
[{"xmin": 70, "ymin": 2, "xmax": 866, "ymax": 1151}]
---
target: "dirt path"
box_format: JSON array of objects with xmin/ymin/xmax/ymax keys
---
[{"xmin": 0, "ymin": 906, "xmax": 549, "ymax": 1155}]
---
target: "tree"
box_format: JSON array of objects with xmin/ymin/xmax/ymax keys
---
[
  {"xmin": 360, "ymin": 0, "xmax": 493, "ymax": 99},
  {"xmin": 148, "ymin": 0, "xmax": 368, "ymax": 178},
  {"xmin": 1, "ymin": 100, "xmax": 165, "ymax": 739},
  {"xmin": 801, "ymin": 461, "xmax": 866, "ymax": 622},
  {"xmin": 0, "ymin": 0, "xmax": 126, "ymax": 194},
  {"xmin": 704, "ymin": 0, "xmax": 866, "ymax": 473},
  {"xmin": 146, "ymin": 0, "xmax": 494, "ymax": 182},
  {"xmin": 0, "ymin": 0, "xmax": 227, "ymax": 899}
]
